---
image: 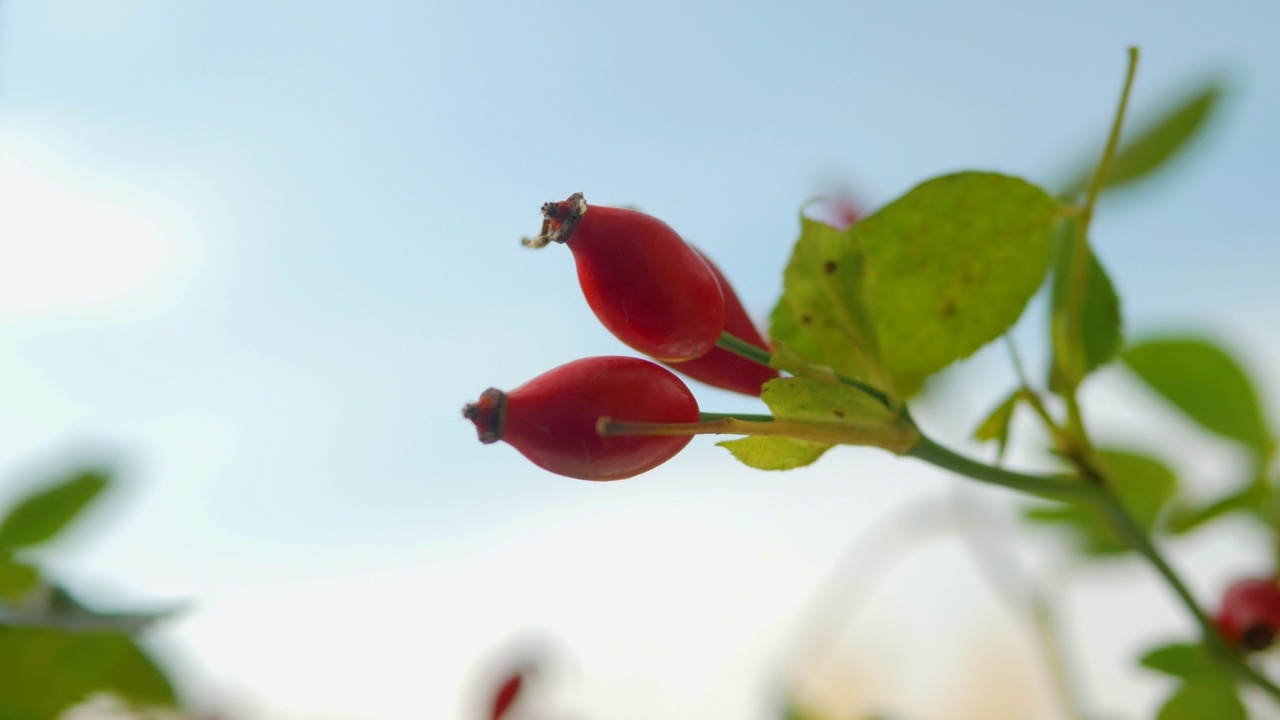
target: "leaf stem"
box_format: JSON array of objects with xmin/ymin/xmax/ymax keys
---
[
  {"xmin": 1002, "ymin": 335, "xmax": 1074, "ymax": 451},
  {"xmin": 1087, "ymin": 488, "xmax": 1280, "ymax": 702},
  {"xmin": 1084, "ymin": 47, "xmax": 1141, "ymax": 217},
  {"xmin": 907, "ymin": 434, "xmax": 1093, "ymax": 502},
  {"xmin": 1059, "ymin": 47, "xmax": 1139, "ymax": 400},
  {"xmin": 715, "ymin": 332, "xmax": 891, "ymax": 407},
  {"xmin": 913, "ymin": 427, "xmax": 1280, "ymax": 701},
  {"xmin": 602, "ymin": 416, "xmax": 912, "ymax": 450}
]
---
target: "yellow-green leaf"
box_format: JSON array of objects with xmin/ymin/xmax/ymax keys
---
[
  {"xmin": 775, "ymin": 217, "xmax": 885, "ymax": 387},
  {"xmin": 761, "ymin": 378, "xmax": 916, "ymax": 452},
  {"xmin": 718, "ymin": 437, "xmax": 831, "ymax": 471},
  {"xmin": 855, "ymin": 172, "xmax": 1057, "ymax": 385},
  {"xmin": 717, "ymin": 377, "xmax": 919, "ymax": 470},
  {"xmin": 973, "ymin": 388, "xmax": 1023, "ymax": 464},
  {"xmin": 770, "ymin": 302, "xmax": 828, "ymax": 372}
]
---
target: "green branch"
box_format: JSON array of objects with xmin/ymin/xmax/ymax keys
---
[
  {"xmin": 908, "ymin": 434, "xmax": 1092, "ymax": 502},
  {"xmin": 910, "ymin": 427, "xmax": 1280, "ymax": 704},
  {"xmin": 715, "ymin": 332, "xmax": 891, "ymax": 407}
]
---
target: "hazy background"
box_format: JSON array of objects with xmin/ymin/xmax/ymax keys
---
[{"xmin": 1, "ymin": 1, "xmax": 1278, "ymax": 718}]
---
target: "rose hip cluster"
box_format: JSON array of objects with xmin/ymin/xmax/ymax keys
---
[{"xmin": 464, "ymin": 193, "xmax": 810, "ymax": 481}]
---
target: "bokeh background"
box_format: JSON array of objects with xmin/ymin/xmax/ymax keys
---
[{"xmin": 1, "ymin": 1, "xmax": 1278, "ymax": 718}]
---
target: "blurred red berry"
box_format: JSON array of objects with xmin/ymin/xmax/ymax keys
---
[
  {"xmin": 525, "ymin": 193, "xmax": 726, "ymax": 362},
  {"xmin": 464, "ymin": 356, "xmax": 700, "ymax": 481},
  {"xmin": 1214, "ymin": 577, "xmax": 1280, "ymax": 651},
  {"xmin": 490, "ymin": 672, "xmax": 522, "ymax": 720},
  {"xmin": 805, "ymin": 191, "xmax": 863, "ymax": 231},
  {"xmin": 662, "ymin": 249, "xmax": 778, "ymax": 396}
]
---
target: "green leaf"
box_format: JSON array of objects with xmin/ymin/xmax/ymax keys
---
[
  {"xmin": 0, "ymin": 556, "xmax": 40, "ymax": 603},
  {"xmin": 854, "ymin": 172, "xmax": 1057, "ymax": 387},
  {"xmin": 1063, "ymin": 81, "xmax": 1224, "ymax": 196},
  {"xmin": 1156, "ymin": 678, "xmax": 1245, "ymax": 720},
  {"xmin": 0, "ymin": 585, "xmax": 181, "ymax": 635},
  {"xmin": 1025, "ymin": 449, "xmax": 1176, "ymax": 556},
  {"xmin": 0, "ymin": 627, "xmax": 179, "ymax": 720},
  {"xmin": 769, "ymin": 341, "xmax": 844, "ymax": 384},
  {"xmin": 718, "ymin": 377, "xmax": 918, "ymax": 470},
  {"xmin": 0, "ymin": 469, "xmax": 111, "ymax": 551},
  {"xmin": 765, "ymin": 377, "xmax": 917, "ymax": 450},
  {"xmin": 770, "ymin": 303, "xmax": 830, "ymax": 373},
  {"xmin": 720, "ymin": 436, "xmax": 832, "ymax": 471},
  {"xmin": 1139, "ymin": 640, "xmax": 1243, "ymax": 720},
  {"xmin": 775, "ymin": 217, "xmax": 885, "ymax": 387},
  {"xmin": 1140, "ymin": 643, "xmax": 1215, "ymax": 679},
  {"xmin": 1165, "ymin": 477, "xmax": 1276, "ymax": 535},
  {"xmin": 1122, "ymin": 337, "xmax": 1275, "ymax": 457},
  {"xmin": 1049, "ymin": 221, "xmax": 1123, "ymax": 390},
  {"xmin": 973, "ymin": 388, "xmax": 1023, "ymax": 463}
]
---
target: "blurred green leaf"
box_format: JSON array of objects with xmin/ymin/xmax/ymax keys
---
[
  {"xmin": 1156, "ymin": 677, "xmax": 1245, "ymax": 720},
  {"xmin": 0, "ymin": 469, "xmax": 110, "ymax": 551},
  {"xmin": 0, "ymin": 555, "xmax": 41, "ymax": 603},
  {"xmin": 774, "ymin": 216, "xmax": 884, "ymax": 388},
  {"xmin": 1140, "ymin": 640, "xmax": 1243, "ymax": 720},
  {"xmin": 973, "ymin": 388, "xmax": 1023, "ymax": 463},
  {"xmin": 854, "ymin": 172, "xmax": 1057, "ymax": 389},
  {"xmin": 720, "ymin": 436, "xmax": 831, "ymax": 471},
  {"xmin": 1166, "ymin": 477, "xmax": 1275, "ymax": 535},
  {"xmin": 1049, "ymin": 221, "xmax": 1123, "ymax": 391},
  {"xmin": 1062, "ymin": 80, "xmax": 1224, "ymax": 196},
  {"xmin": 0, "ymin": 627, "xmax": 178, "ymax": 720},
  {"xmin": 1140, "ymin": 642, "xmax": 1214, "ymax": 678},
  {"xmin": 1122, "ymin": 337, "xmax": 1274, "ymax": 456},
  {"xmin": 1026, "ymin": 449, "xmax": 1176, "ymax": 555},
  {"xmin": 0, "ymin": 585, "xmax": 180, "ymax": 635}
]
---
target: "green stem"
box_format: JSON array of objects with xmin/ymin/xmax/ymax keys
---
[
  {"xmin": 1088, "ymin": 490, "xmax": 1280, "ymax": 701},
  {"xmin": 1082, "ymin": 47, "xmax": 1140, "ymax": 218},
  {"xmin": 908, "ymin": 434, "xmax": 1092, "ymax": 502},
  {"xmin": 915, "ymin": 429, "xmax": 1280, "ymax": 701},
  {"xmin": 699, "ymin": 412, "xmax": 773, "ymax": 423},
  {"xmin": 1030, "ymin": 592, "xmax": 1082, "ymax": 720},
  {"xmin": 603, "ymin": 416, "xmax": 916, "ymax": 452},
  {"xmin": 1058, "ymin": 48, "xmax": 1139, "ymax": 401},
  {"xmin": 715, "ymin": 332, "xmax": 891, "ymax": 407}
]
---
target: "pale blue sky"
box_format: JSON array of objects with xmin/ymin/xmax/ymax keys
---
[{"xmin": 1, "ymin": 2, "xmax": 1278, "ymax": 718}]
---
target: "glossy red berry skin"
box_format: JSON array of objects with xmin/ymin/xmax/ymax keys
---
[
  {"xmin": 1213, "ymin": 577, "xmax": 1280, "ymax": 651},
  {"xmin": 663, "ymin": 250, "xmax": 778, "ymax": 396},
  {"xmin": 526, "ymin": 194, "xmax": 725, "ymax": 362},
  {"xmin": 464, "ymin": 356, "xmax": 699, "ymax": 481}
]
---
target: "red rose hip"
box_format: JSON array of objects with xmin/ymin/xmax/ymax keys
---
[
  {"xmin": 663, "ymin": 249, "xmax": 778, "ymax": 396},
  {"xmin": 1213, "ymin": 577, "xmax": 1280, "ymax": 651},
  {"xmin": 524, "ymin": 194, "xmax": 726, "ymax": 362},
  {"xmin": 464, "ymin": 356, "xmax": 700, "ymax": 481}
]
